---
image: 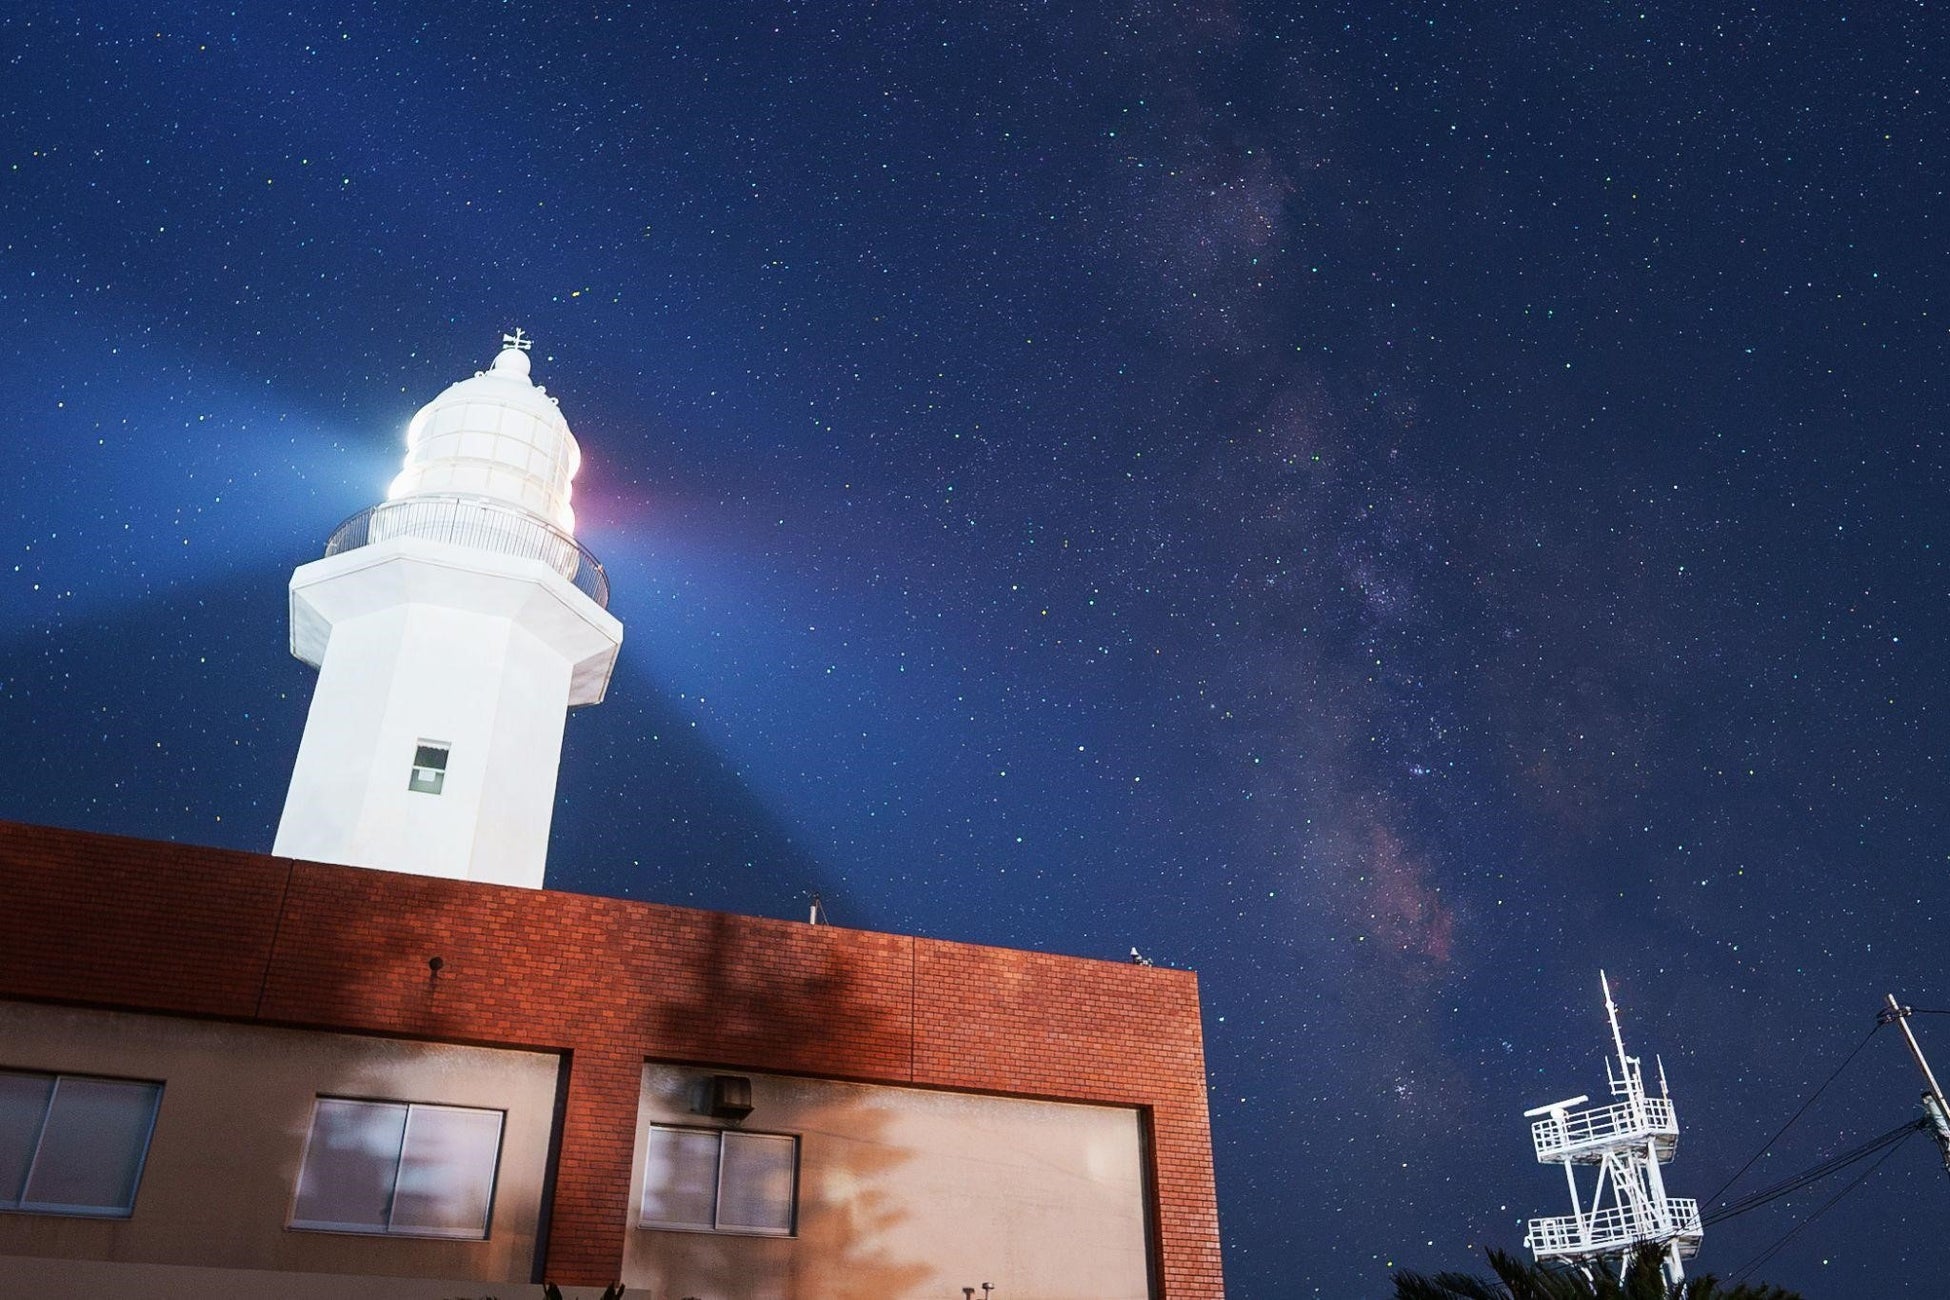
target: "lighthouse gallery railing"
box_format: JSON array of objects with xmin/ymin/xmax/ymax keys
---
[{"xmin": 324, "ymin": 495, "xmax": 610, "ymax": 609}]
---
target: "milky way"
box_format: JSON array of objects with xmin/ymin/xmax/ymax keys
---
[{"xmin": 3, "ymin": 5, "xmax": 1946, "ymax": 1295}]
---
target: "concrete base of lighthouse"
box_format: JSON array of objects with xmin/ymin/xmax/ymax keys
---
[{"xmin": 272, "ymin": 538, "xmax": 622, "ymax": 888}]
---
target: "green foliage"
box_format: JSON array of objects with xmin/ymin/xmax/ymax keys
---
[{"xmin": 1390, "ymin": 1245, "xmax": 1802, "ymax": 1300}]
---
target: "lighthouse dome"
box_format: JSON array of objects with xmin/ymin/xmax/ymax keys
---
[{"xmin": 386, "ymin": 337, "xmax": 582, "ymax": 534}]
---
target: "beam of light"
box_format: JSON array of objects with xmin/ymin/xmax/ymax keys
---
[
  {"xmin": 1, "ymin": 315, "xmax": 396, "ymax": 638},
  {"xmin": 577, "ymin": 499, "xmax": 1137, "ymax": 936}
]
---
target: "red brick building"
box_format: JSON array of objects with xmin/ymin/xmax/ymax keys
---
[{"xmin": 0, "ymin": 819, "xmax": 1224, "ymax": 1298}]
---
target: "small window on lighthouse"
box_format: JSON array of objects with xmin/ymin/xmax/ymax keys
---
[{"xmin": 408, "ymin": 743, "xmax": 450, "ymax": 795}]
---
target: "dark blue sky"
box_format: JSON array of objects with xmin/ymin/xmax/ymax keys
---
[{"xmin": 4, "ymin": 3, "xmax": 1947, "ymax": 1295}]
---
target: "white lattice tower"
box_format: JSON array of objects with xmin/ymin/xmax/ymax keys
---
[{"xmin": 1521, "ymin": 972, "xmax": 1703, "ymax": 1289}]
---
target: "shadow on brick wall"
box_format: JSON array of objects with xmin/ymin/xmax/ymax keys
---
[{"xmin": 625, "ymin": 912, "xmax": 934, "ymax": 1300}]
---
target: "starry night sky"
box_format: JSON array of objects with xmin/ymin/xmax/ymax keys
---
[{"xmin": 3, "ymin": 3, "xmax": 1947, "ymax": 1295}]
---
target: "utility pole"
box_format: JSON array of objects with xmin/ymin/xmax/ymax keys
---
[{"xmin": 1879, "ymin": 994, "xmax": 1950, "ymax": 1174}]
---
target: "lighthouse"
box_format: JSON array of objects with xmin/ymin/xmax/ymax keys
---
[{"xmin": 272, "ymin": 331, "xmax": 623, "ymax": 888}]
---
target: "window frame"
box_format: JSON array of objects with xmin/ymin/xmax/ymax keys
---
[
  {"xmin": 289, "ymin": 1096, "xmax": 505, "ymax": 1241},
  {"xmin": 639, "ymin": 1123, "xmax": 799, "ymax": 1238},
  {"xmin": 0, "ymin": 1068, "xmax": 163, "ymax": 1219},
  {"xmin": 408, "ymin": 740, "xmax": 450, "ymax": 795}
]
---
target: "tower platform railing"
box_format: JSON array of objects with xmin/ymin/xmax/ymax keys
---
[
  {"xmin": 1532, "ymin": 1096, "xmax": 1679, "ymax": 1163},
  {"xmin": 1525, "ymin": 1197, "xmax": 1703, "ymax": 1261},
  {"xmin": 324, "ymin": 495, "xmax": 610, "ymax": 609}
]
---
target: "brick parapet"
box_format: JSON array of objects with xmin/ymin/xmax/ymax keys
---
[
  {"xmin": 0, "ymin": 820, "xmax": 1223, "ymax": 1297},
  {"xmin": 0, "ymin": 822, "xmax": 288, "ymax": 1018}
]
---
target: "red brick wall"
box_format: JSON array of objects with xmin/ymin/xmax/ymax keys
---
[{"xmin": 0, "ymin": 820, "xmax": 1223, "ymax": 1296}]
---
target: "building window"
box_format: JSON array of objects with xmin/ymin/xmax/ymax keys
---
[
  {"xmin": 0, "ymin": 1070, "xmax": 162, "ymax": 1218},
  {"xmin": 291, "ymin": 1098, "xmax": 503, "ymax": 1239},
  {"xmin": 408, "ymin": 742, "xmax": 449, "ymax": 795},
  {"xmin": 641, "ymin": 1125, "xmax": 796, "ymax": 1236}
]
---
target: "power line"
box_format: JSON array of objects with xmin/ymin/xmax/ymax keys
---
[
  {"xmin": 1703, "ymin": 1023, "xmax": 1883, "ymax": 1210},
  {"xmin": 1703, "ymin": 1118, "xmax": 1925, "ymax": 1226},
  {"xmin": 1728, "ymin": 1124, "xmax": 1921, "ymax": 1285}
]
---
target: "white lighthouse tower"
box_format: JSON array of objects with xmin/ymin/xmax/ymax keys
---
[{"xmin": 273, "ymin": 331, "xmax": 623, "ymax": 888}]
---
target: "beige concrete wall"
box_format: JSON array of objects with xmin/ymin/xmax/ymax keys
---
[
  {"xmin": 624, "ymin": 1065, "xmax": 1152, "ymax": 1300},
  {"xmin": 0, "ymin": 1255, "xmax": 623, "ymax": 1300},
  {"xmin": 0, "ymin": 1002, "xmax": 559, "ymax": 1284}
]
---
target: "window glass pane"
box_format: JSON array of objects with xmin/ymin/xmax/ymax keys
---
[
  {"xmin": 292, "ymin": 1099, "xmax": 407, "ymax": 1232},
  {"xmin": 0, "ymin": 1072, "xmax": 55, "ymax": 1205},
  {"xmin": 390, "ymin": 1105, "xmax": 502, "ymax": 1238},
  {"xmin": 717, "ymin": 1132, "xmax": 796, "ymax": 1235},
  {"xmin": 641, "ymin": 1127, "xmax": 720, "ymax": 1229},
  {"xmin": 21, "ymin": 1078, "xmax": 160, "ymax": 1215}
]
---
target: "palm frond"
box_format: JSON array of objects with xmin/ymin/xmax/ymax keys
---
[{"xmin": 1392, "ymin": 1244, "xmax": 1805, "ymax": 1300}]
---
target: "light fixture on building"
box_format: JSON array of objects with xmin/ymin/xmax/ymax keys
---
[{"xmin": 707, "ymin": 1074, "xmax": 754, "ymax": 1121}]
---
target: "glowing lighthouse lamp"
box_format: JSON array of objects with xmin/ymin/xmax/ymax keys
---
[{"xmin": 273, "ymin": 331, "xmax": 623, "ymax": 888}]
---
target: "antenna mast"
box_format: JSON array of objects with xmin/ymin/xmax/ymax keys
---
[
  {"xmin": 1521, "ymin": 972, "xmax": 1702, "ymax": 1288},
  {"xmin": 1878, "ymin": 993, "xmax": 1950, "ymax": 1174}
]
